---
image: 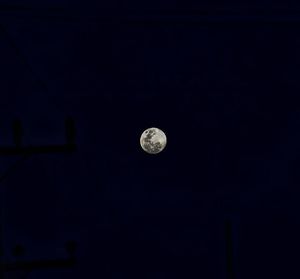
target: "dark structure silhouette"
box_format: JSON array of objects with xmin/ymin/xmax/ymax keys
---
[
  {"xmin": 2, "ymin": 243, "xmax": 76, "ymax": 272},
  {"xmin": 0, "ymin": 118, "xmax": 76, "ymax": 156},
  {"xmin": 225, "ymin": 219, "xmax": 236, "ymax": 279},
  {"xmin": 0, "ymin": 118, "xmax": 77, "ymax": 278}
]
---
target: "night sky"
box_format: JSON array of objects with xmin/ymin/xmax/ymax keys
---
[{"xmin": 1, "ymin": 1, "xmax": 300, "ymax": 279}]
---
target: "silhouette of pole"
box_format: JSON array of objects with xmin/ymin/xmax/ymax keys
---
[{"xmin": 225, "ymin": 219, "xmax": 235, "ymax": 279}]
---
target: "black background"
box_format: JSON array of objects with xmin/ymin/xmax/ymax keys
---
[{"xmin": 1, "ymin": 1, "xmax": 300, "ymax": 278}]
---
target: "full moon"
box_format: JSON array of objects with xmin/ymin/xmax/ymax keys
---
[{"xmin": 140, "ymin": 127, "xmax": 167, "ymax": 154}]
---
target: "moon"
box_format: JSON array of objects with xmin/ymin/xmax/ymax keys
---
[{"xmin": 140, "ymin": 127, "xmax": 167, "ymax": 154}]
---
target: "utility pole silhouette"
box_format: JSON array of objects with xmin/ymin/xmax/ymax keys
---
[
  {"xmin": 0, "ymin": 118, "xmax": 77, "ymax": 279},
  {"xmin": 225, "ymin": 219, "xmax": 236, "ymax": 279}
]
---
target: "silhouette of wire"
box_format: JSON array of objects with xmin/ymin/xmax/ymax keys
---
[{"xmin": 2, "ymin": 4, "xmax": 300, "ymax": 22}]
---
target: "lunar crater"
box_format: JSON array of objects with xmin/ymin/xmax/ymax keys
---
[{"xmin": 140, "ymin": 127, "xmax": 167, "ymax": 154}]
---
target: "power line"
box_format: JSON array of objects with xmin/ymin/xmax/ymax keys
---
[{"xmin": 2, "ymin": 5, "xmax": 300, "ymax": 22}]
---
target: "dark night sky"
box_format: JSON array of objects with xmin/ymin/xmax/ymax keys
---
[{"xmin": 1, "ymin": 1, "xmax": 300, "ymax": 279}]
